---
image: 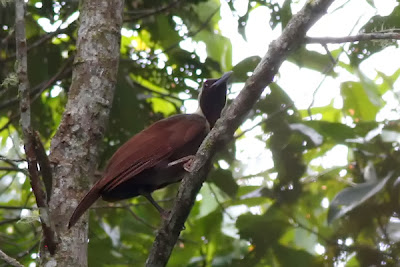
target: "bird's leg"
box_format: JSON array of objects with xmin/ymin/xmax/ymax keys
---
[
  {"xmin": 168, "ymin": 155, "xmax": 196, "ymax": 172},
  {"xmin": 141, "ymin": 191, "xmax": 170, "ymax": 220}
]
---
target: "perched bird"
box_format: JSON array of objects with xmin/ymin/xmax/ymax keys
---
[{"xmin": 68, "ymin": 72, "xmax": 232, "ymax": 228}]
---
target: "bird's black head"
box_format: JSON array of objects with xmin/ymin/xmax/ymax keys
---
[{"xmin": 199, "ymin": 71, "xmax": 232, "ymax": 128}]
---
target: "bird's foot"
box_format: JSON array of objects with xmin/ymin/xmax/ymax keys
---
[
  {"xmin": 168, "ymin": 155, "xmax": 196, "ymax": 172},
  {"xmin": 183, "ymin": 158, "xmax": 195, "ymax": 172}
]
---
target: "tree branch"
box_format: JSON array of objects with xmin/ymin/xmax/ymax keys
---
[
  {"xmin": 15, "ymin": 0, "xmax": 57, "ymax": 255},
  {"xmin": 0, "ymin": 166, "xmax": 26, "ymax": 173},
  {"xmin": 305, "ymin": 31, "xmax": 400, "ymax": 44},
  {"xmin": 149, "ymin": 5, "xmax": 220, "ymax": 60},
  {"xmin": 145, "ymin": 0, "xmax": 335, "ymax": 265},
  {"xmin": 124, "ymin": 0, "xmax": 182, "ymax": 21},
  {"xmin": 0, "ymin": 56, "xmax": 73, "ymax": 111},
  {"xmin": 0, "ymin": 205, "xmax": 35, "ymax": 210},
  {"xmin": 44, "ymin": 0, "xmax": 124, "ymax": 264},
  {"xmin": 0, "ymin": 249, "xmax": 24, "ymax": 267},
  {"xmin": 33, "ymin": 132, "xmax": 53, "ymax": 202}
]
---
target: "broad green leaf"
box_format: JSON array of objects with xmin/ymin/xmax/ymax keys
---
[
  {"xmin": 289, "ymin": 123, "xmax": 324, "ymax": 146},
  {"xmin": 328, "ymin": 173, "xmax": 392, "ymax": 224},
  {"xmin": 376, "ymin": 68, "xmax": 400, "ymax": 94},
  {"xmin": 301, "ymin": 121, "xmax": 356, "ymax": 144},
  {"xmin": 349, "ymin": 5, "xmax": 400, "ymax": 65},
  {"xmin": 288, "ymin": 48, "xmax": 339, "ymax": 77},
  {"xmin": 274, "ymin": 244, "xmax": 321, "ymax": 267},
  {"xmin": 341, "ymin": 81, "xmax": 382, "ymax": 121},
  {"xmin": 194, "ymin": 31, "xmax": 232, "ymax": 71},
  {"xmin": 192, "ymin": 0, "xmax": 221, "ymax": 27},
  {"xmin": 299, "ymin": 101, "xmax": 342, "ymax": 122},
  {"xmin": 231, "ymin": 56, "xmax": 261, "ymax": 83},
  {"xmin": 208, "ymin": 168, "xmax": 238, "ymax": 198}
]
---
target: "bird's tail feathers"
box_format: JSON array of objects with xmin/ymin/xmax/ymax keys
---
[{"xmin": 68, "ymin": 187, "xmax": 101, "ymax": 229}]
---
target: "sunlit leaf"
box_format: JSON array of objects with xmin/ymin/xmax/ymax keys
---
[
  {"xmin": 328, "ymin": 173, "xmax": 392, "ymax": 224},
  {"xmin": 341, "ymin": 81, "xmax": 382, "ymax": 121},
  {"xmin": 289, "ymin": 123, "xmax": 324, "ymax": 146},
  {"xmin": 231, "ymin": 56, "xmax": 261, "ymax": 83}
]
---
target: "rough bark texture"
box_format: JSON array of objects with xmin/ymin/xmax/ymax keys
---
[
  {"xmin": 145, "ymin": 0, "xmax": 336, "ymax": 266},
  {"xmin": 16, "ymin": 0, "xmax": 57, "ymax": 255},
  {"xmin": 41, "ymin": 0, "xmax": 124, "ymax": 266}
]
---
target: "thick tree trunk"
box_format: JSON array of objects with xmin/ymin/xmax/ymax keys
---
[{"xmin": 40, "ymin": 0, "xmax": 124, "ymax": 265}]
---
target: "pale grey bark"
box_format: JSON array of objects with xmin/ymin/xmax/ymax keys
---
[
  {"xmin": 145, "ymin": 0, "xmax": 336, "ymax": 266},
  {"xmin": 306, "ymin": 31, "xmax": 400, "ymax": 44},
  {"xmin": 41, "ymin": 0, "xmax": 124, "ymax": 266},
  {"xmin": 15, "ymin": 0, "xmax": 56, "ymax": 255},
  {"xmin": 0, "ymin": 249, "xmax": 24, "ymax": 267}
]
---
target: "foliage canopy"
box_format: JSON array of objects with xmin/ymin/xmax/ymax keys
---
[{"xmin": 1, "ymin": 0, "xmax": 400, "ymax": 266}]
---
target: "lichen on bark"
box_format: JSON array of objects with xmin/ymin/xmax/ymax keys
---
[{"xmin": 40, "ymin": 0, "xmax": 124, "ymax": 266}]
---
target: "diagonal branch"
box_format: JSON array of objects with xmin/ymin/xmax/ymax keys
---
[
  {"xmin": 149, "ymin": 5, "xmax": 220, "ymax": 60},
  {"xmin": 33, "ymin": 132, "xmax": 53, "ymax": 202},
  {"xmin": 0, "ymin": 249, "xmax": 24, "ymax": 267},
  {"xmin": 145, "ymin": 0, "xmax": 336, "ymax": 265},
  {"xmin": 124, "ymin": 0, "xmax": 182, "ymax": 21},
  {"xmin": 15, "ymin": 0, "xmax": 57, "ymax": 255},
  {"xmin": 305, "ymin": 31, "xmax": 400, "ymax": 44}
]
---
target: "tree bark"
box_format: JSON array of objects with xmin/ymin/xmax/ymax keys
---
[
  {"xmin": 146, "ymin": 0, "xmax": 335, "ymax": 266},
  {"xmin": 40, "ymin": 0, "xmax": 124, "ymax": 266}
]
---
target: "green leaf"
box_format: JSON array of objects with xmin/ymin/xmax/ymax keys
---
[
  {"xmin": 274, "ymin": 244, "xmax": 321, "ymax": 267},
  {"xmin": 194, "ymin": 31, "xmax": 232, "ymax": 71},
  {"xmin": 376, "ymin": 68, "xmax": 400, "ymax": 94},
  {"xmin": 328, "ymin": 173, "xmax": 392, "ymax": 224},
  {"xmin": 208, "ymin": 168, "xmax": 238, "ymax": 198},
  {"xmin": 341, "ymin": 81, "xmax": 382, "ymax": 121},
  {"xmin": 289, "ymin": 123, "xmax": 324, "ymax": 146},
  {"xmin": 231, "ymin": 56, "xmax": 261, "ymax": 83},
  {"xmin": 237, "ymin": 205, "xmax": 289, "ymax": 248},
  {"xmin": 301, "ymin": 121, "xmax": 356, "ymax": 144},
  {"xmin": 299, "ymin": 101, "xmax": 342, "ymax": 122},
  {"xmin": 288, "ymin": 48, "xmax": 338, "ymax": 77},
  {"xmin": 349, "ymin": 5, "xmax": 400, "ymax": 65}
]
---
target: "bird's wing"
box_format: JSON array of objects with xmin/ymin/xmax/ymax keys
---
[
  {"xmin": 68, "ymin": 114, "xmax": 206, "ymax": 228},
  {"xmin": 99, "ymin": 114, "xmax": 207, "ymax": 191}
]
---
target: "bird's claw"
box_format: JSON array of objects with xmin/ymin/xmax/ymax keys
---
[{"xmin": 183, "ymin": 158, "xmax": 195, "ymax": 172}]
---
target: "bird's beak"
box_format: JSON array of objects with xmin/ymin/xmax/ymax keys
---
[{"xmin": 210, "ymin": 71, "xmax": 233, "ymax": 89}]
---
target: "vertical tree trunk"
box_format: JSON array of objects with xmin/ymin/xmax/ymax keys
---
[{"xmin": 40, "ymin": 0, "xmax": 124, "ymax": 265}]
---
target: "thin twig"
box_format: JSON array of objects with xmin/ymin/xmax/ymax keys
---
[
  {"xmin": 290, "ymin": 218, "xmax": 331, "ymax": 244},
  {"xmin": 15, "ymin": 0, "xmax": 56, "ymax": 255},
  {"xmin": 124, "ymin": 75, "xmax": 182, "ymax": 102},
  {"xmin": 0, "ymin": 28, "xmax": 15, "ymax": 49},
  {"xmin": 0, "ymin": 114, "xmax": 18, "ymax": 133},
  {"xmin": 0, "ymin": 155, "xmax": 26, "ymax": 163},
  {"xmin": 149, "ymin": 5, "xmax": 220, "ymax": 60},
  {"xmin": 33, "ymin": 132, "xmax": 53, "ymax": 202},
  {"xmin": 0, "ymin": 249, "xmax": 24, "ymax": 267},
  {"xmin": 305, "ymin": 31, "xmax": 400, "ymax": 44},
  {"xmin": 306, "ymin": 16, "xmax": 364, "ymax": 117},
  {"xmin": 0, "ymin": 205, "xmax": 35, "ymax": 210},
  {"xmin": 0, "ymin": 166, "xmax": 26, "ymax": 172},
  {"xmin": 91, "ymin": 197, "xmax": 175, "ymax": 209},
  {"xmin": 207, "ymin": 183, "xmax": 234, "ymax": 220},
  {"xmin": 0, "ymin": 56, "xmax": 73, "ymax": 111},
  {"xmin": 0, "ymin": 217, "xmax": 20, "ymax": 226},
  {"xmin": 124, "ymin": 0, "xmax": 182, "ymax": 21},
  {"xmin": 16, "ymin": 240, "xmax": 39, "ymax": 260},
  {"xmin": 1, "ymin": 10, "xmax": 74, "ymax": 63},
  {"xmin": 146, "ymin": 0, "xmax": 336, "ymax": 265},
  {"xmin": 234, "ymin": 104, "xmax": 293, "ymax": 140},
  {"xmin": 125, "ymin": 207, "xmax": 157, "ymax": 230}
]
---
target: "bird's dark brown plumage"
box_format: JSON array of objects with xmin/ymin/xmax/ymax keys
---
[{"xmin": 68, "ymin": 72, "xmax": 232, "ymax": 229}]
